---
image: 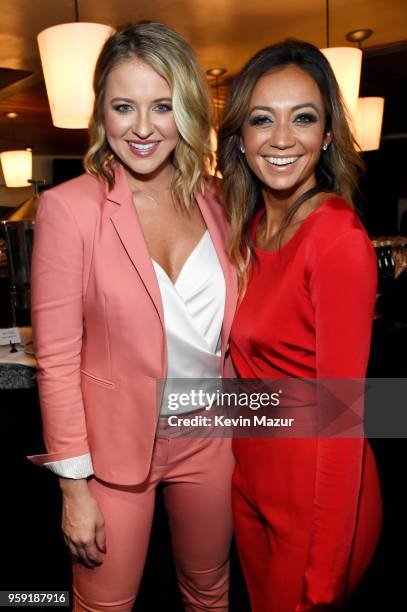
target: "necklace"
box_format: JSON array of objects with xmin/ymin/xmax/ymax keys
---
[
  {"xmin": 132, "ymin": 189, "xmax": 160, "ymax": 206},
  {"xmin": 139, "ymin": 190, "xmax": 160, "ymax": 206}
]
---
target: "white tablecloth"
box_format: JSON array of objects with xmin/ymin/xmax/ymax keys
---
[{"xmin": 0, "ymin": 326, "xmax": 36, "ymax": 368}]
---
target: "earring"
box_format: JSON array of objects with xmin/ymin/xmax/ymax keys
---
[
  {"xmin": 240, "ymin": 145, "xmax": 245, "ymax": 154},
  {"xmin": 322, "ymin": 143, "xmax": 328, "ymax": 151}
]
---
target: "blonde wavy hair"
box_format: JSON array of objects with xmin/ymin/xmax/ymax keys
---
[
  {"xmin": 217, "ymin": 39, "xmax": 364, "ymax": 287},
  {"xmin": 84, "ymin": 21, "xmax": 212, "ymax": 208}
]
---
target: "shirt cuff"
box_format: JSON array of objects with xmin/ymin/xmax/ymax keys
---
[{"xmin": 43, "ymin": 453, "xmax": 94, "ymax": 479}]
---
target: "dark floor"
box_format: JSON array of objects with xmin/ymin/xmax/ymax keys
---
[{"xmin": 1, "ymin": 382, "xmax": 405, "ymax": 610}]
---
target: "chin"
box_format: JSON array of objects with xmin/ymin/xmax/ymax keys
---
[
  {"xmin": 124, "ymin": 157, "xmax": 165, "ymax": 176},
  {"xmin": 263, "ymin": 178, "xmax": 299, "ymax": 192},
  {"xmin": 262, "ymin": 169, "xmax": 313, "ymax": 194}
]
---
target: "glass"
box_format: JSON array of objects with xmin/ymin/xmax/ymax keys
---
[{"xmin": 393, "ymin": 236, "xmax": 407, "ymax": 278}]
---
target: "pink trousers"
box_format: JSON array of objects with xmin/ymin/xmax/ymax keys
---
[{"xmin": 73, "ymin": 430, "xmax": 234, "ymax": 612}]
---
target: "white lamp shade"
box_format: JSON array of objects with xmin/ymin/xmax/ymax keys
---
[
  {"xmin": 0, "ymin": 150, "xmax": 32, "ymax": 187},
  {"xmin": 321, "ymin": 47, "xmax": 362, "ymax": 120},
  {"xmin": 354, "ymin": 97, "xmax": 385, "ymax": 152},
  {"xmin": 37, "ymin": 22, "xmax": 114, "ymax": 129}
]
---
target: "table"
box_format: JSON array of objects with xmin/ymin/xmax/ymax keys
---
[{"xmin": 0, "ymin": 326, "xmax": 36, "ymax": 390}]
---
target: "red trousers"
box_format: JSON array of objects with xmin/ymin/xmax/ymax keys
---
[
  {"xmin": 73, "ymin": 432, "xmax": 234, "ymax": 611},
  {"xmin": 232, "ymin": 438, "xmax": 382, "ymax": 612}
]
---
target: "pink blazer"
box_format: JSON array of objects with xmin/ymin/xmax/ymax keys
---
[{"xmin": 29, "ymin": 163, "xmax": 237, "ymax": 485}]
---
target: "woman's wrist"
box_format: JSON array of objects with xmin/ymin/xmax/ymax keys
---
[{"xmin": 59, "ymin": 477, "xmax": 89, "ymax": 496}]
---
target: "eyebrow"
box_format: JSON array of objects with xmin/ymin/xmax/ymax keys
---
[
  {"xmin": 249, "ymin": 102, "xmax": 320, "ymax": 115},
  {"xmin": 110, "ymin": 96, "xmax": 172, "ymax": 104}
]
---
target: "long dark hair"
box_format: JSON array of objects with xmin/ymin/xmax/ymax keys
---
[{"xmin": 217, "ymin": 39, "xmax": 364, "ymax": 286}]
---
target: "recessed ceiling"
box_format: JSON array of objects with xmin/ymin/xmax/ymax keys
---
[
  {"xmin": 2, "ymin": 0, "xmax": 406, "ymax": 73},
  {"xmin": 0, "ymin": 0, "xmax": 406, "ymax": 154},
  {"xmin": 0, "ymin": 67, "xmax": 33, "ymax": 89}
]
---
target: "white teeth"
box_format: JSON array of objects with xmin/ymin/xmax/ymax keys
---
[
  {"xmin": 129, "ymin": 142, "xmax": 157, "ymax": 151},
  {"xmin": 264, "ymin": 156, "xmax": 299, "ymax": 166}
]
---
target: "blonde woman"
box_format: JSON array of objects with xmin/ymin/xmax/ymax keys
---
[{"xmin": 30, "ymin": 21, "xmax": 237, "ymax": 611}]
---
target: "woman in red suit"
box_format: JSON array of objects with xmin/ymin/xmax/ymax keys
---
[{"xmin": 218, "ymin": 40, "xmax": 382, "ymax": 611}]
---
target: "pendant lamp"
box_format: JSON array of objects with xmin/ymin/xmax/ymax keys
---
[
  {"xmin": 37, "ymin": 1, "xmax": 113, "ymax": 129},
  {"xmin": 320, "ymin": 0, "xmax": 362, "ymax": 120},
  {"xmin": 0, "ymin": 149, "xmax": 32, "ymax": 188},
  {"xmin": 0, "ymin": 113, "xmax": 32, "ymax": 187},
  {"xmin": 354, "ymin": 97, "xmax": 385, "ymax": 152},
  {"xmin": 344, "ymin": 30, "xmax": 385, "ymax": 152}
]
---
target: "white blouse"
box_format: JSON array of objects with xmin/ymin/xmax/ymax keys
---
[
  {"xmin": 43, "ymin": 230, "xmax": 226, "ymax": 478},
  {"xmin": 154, "ymin": 230, "xmax": 225, "ymax": 415}
]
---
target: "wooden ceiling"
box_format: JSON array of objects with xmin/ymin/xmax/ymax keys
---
[{"xmin": 0, "ymin": 0, "xmax": 406, "ymax": 155}]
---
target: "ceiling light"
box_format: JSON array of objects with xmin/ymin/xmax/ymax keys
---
[
  {"xmin": 37, "ymin": 0, "xmax": 113, "ymax": 129},
  {"xmin": 321, "ymin": 47, "xmax": 362, "ymax": 119},
  {"xmin": 206, "ymin": 68, "xmax": 227, "ymax": 78},
  {"xmin": 346, "ymin": 29, "xmax": 373, "ymax": 45},
  {"xmin": 320, "ymin": 0, "xmax": 362, "ymax": 119},
  {"xmin": 0, "ymin": 113, "xmax": 32, "ymax": 187},
  {"xmin": 0, "ymin": 149, "xmax": 32, "ymax": 188},
  {"xmin": 354, "ymin": 97, "xmax": 385, "ymax": 152}
]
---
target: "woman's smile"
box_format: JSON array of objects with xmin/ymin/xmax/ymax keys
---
[
  {"xmin": 126, "ymin": 139, "xmax": 161, "ymax": 157},
  {"xmin": 262, "ymin": 155, "xmax": 300, "ymax": 169},
  {"xmin": 242, "ymin": 64, "xmax": 331, "ymax": 198}
]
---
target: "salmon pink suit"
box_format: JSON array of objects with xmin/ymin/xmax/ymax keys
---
[{"xmin": 29, "ymin": 164, "xmax": 238, "ymax": 612}]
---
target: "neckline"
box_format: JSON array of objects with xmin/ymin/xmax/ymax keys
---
[
  {"xmin": 252, "ymin": 195, "xmax": 340, "ymax": 255},
  {"xmin": 152, "ymin": 230, "xmax": 209, "ymax": 285}
]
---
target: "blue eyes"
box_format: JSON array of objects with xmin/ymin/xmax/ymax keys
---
[
  {"xmin": 248, "ymin": 113, "xmax": 318, "ymax": 126},
  {"xmin": 112, "ymin": 103, "xmax": 173, "ymax": 113},
  {"xmin": 113, "ymin": 104, "xmax": 133, "ymax": 113},
  {"xmin": 154, "ymin": 103, "xmax": 173, "ymax": 112}
]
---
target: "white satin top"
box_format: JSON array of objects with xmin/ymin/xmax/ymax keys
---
[
  {"xmin": 44, "ymin": 230, "xmax": 225, "ymax": 477},
  {"xmin": 154, "ymin": 230, "xmax": 225, "ymax": 415}
]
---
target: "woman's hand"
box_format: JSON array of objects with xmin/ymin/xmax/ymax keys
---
[{"xmin": 60, "ymin": 478, "xmax": 106, "ymax": 569}]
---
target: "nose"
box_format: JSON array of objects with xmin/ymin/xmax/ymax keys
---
[
  {"xmin": 269, "ymin": 120, "xmax": 295, "ymax": 150},
  {"xmin": 131, "ymin": 110, "xmax": 154, "ymax": 139}
]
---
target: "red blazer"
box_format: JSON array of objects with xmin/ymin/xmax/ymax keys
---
[{"xmin": 29, "ymin": 164, "xmax": 237, "ymax": 485}]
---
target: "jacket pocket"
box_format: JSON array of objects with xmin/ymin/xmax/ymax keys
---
[{"xmin": 80, "ymin": 369, "xmax": 115, "ymax": 389}]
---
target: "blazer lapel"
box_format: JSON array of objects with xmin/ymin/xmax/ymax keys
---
[
  {"xmin": 104, "ymin": 166, "xmax": 237, "ymax": 355},
  {"xmin": 106, "ymin": 164, "xmax": 165, "ymax": 328},
  {"xmin": 196, "ymin": 190, "xmax": 238, "ymax": 363}
]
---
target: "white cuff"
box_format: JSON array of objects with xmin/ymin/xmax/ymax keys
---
[{"xmin": 43, "ymin": 453, "xmax": 94, "ymax": 479}]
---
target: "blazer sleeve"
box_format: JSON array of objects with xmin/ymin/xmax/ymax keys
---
[
  {"xmin": 28, "ymin": 189, "xmax": 92, "ymax": 469},
  {"xmin": 296, "ymin": 229, "xmax": 377, "ymax": 611}
]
